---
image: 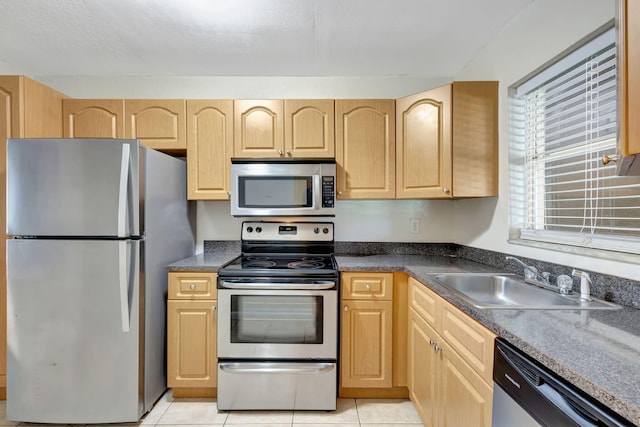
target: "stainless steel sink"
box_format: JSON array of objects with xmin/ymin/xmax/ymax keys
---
[{"xmin": 432, "ymin": 273, "xmax": 621, "ymax": 310}]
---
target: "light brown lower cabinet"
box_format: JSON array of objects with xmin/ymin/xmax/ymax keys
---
[
  {"xmin": 408, "ymin": 278, "xmax": 495, "ymax": 426},
  {"xmin": 167, "ymin": 272, "xmax": 217, "ymax": 398},
  {"xmin": 339, "ymin": 272, "xmax": 408, "ymax": 398}
]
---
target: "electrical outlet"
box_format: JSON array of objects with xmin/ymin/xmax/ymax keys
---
[{"xmin": 410, "ymin": 218, "xmax": 420, "ymax": 234}]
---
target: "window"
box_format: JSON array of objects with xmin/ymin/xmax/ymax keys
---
[{"xmin": 511, "ymin": 26, "xmax": 640, "ymax": 254}]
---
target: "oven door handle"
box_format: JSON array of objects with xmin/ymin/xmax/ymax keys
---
[
  {"xmin": 219, "ymin": 362, "xmax": 335, "ymax": 375},
  {"xmin": 219, "ymin": 280, "xmax": 336, "ymax": 290}
]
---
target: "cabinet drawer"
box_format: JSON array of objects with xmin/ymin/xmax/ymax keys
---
[
  {"xmin": 168, "ymin": 272, "xmax": 217, "ymax": 299},
  {"xmin": 408, "ymin": 277, "xmax": 441, "ymax": 329},
  {"xmin": 440, "ymin": 302, "xmax": 496, "ymax": 385},
  {"xmin": 341, "ymin": 273, "xmax": 393, "ymax": 300}
]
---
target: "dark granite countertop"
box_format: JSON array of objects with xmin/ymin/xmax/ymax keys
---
[
  {"xmin": 168, "ymin": 252, "xmax": 237, "ymax": 271},
  {"xmin": 169, "ymin": 252, "xmax": 640, "ymax": 424}
]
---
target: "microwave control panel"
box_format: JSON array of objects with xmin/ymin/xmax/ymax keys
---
[{"xmin": 322, "ymin": 176, "xmax": 335, "ymax": 208}]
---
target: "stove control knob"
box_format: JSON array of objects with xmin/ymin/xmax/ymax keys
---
[
  {"xmin": 246, "ymin": 226, "xmax": 253, "ymax": 233},
  {"xmin": 314, "ymin": 227, "xmax": 320, "ymax": 234},
  {"xmin": 322, "ymin": 227, "xmax": 329, "ymax": 234},
  {"xmin": 255, "ymin": 227, "xmax": 262, "ymax": 233}
]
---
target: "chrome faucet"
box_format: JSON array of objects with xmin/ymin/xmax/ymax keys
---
[
  {"xmin": 505, "ymin": 256, "xmax": 557, "ymax": 292},
  {"xmin": 571, "ymin": 269, "xmax": 592, "ymax": 302}
]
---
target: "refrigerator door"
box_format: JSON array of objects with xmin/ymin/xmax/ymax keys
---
[
  {"xmin": 6, "ymin": 138, "xmax": 140, "ymax": 237},
  {"xmin": 7, "ymin": 239, "xmax": 142, "ymax": 423}
]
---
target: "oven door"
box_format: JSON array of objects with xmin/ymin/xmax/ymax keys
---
[{"xmin": 217, "ymin": 285, "xmax": 337, "ymax": 360}]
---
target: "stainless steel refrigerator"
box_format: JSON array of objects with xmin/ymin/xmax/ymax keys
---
[{"xmin": 6, "ymin": 138, "xmax": 195, "ymax": 423}]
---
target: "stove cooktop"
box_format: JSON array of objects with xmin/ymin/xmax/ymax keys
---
[{"xmin": 218, "ymin": 254, "xmax": 338, "ymax": 277}]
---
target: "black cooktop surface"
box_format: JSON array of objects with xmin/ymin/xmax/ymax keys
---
[{"xmin": 218, "ymin": 254, "xmax": 338, "ymax": 277}]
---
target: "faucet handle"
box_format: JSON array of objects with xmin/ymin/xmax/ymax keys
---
[{"xmin": 556, "ymin": 274, "xmax": 573, "ymax": 295}]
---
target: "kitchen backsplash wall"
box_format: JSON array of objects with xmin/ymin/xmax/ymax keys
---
[{"xmin": 196, "ymin": 199, "xmax": 454, "ymax": 253}]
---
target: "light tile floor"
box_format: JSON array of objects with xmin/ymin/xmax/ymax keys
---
[{"xmin": 0, "ymin": 390, "xmax": 424, "ymax": 426}]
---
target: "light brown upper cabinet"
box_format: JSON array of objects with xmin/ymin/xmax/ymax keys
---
[
  {"xmin": 0, "ymin": 75, "xmax": 67, "ymax": 400},
  {"xmin": 396, "ymin": 85, "xmax": 452, "ymax": 198},
  {"xmin": 335, "ymin": 100, "xmax": 396, "ymax": 199},
  {"xmin": 616, "ymin": 0, "xmax": 640, "ymax": 175},
  {"xmin": 63, "ymin": 99, "xmax": 125, "ymax": 138},
  {"xmin": 125, "ymin": 99, "xmax": 186, "ymax": 152},
  {"xmin": 186, "ymin": 100, "xmax": 234, "ymax": 200},
  {"xmin": 234, "ymin": 100, "xmax": 284, "ymax": 158},
  {"xmin": 396, "ymin": 82, "xmax": 498, "ymax": 199},
  {"xmin": 234, "ymin": 100, "xmax": 334, "ymax": 158},
  {"xmin": 284, "ymin": 100, "xmax": 335, "ymax": 158}
]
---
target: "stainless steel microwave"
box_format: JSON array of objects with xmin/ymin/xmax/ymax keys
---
[{"xmin": 230, "ymin": 158, "xmax": 336, "ymax": 217}]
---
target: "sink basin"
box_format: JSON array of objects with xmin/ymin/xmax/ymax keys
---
[{"xmin": 432, "ymin": 273, "xmax": 621, "ymax": 310}]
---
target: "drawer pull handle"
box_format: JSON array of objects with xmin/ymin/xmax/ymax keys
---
[
  {"xmin": 189, "ymin": 284, "xmax": 196, "ymax": 290},
  {"xmin": 433, "ymin": 343, "xmax": 442, "ymax": 353},
  {"xmin": 344, "ymin": 306, "xmax": 349, "ymax": 312},
  {"xmin": 429, "ymin": 339, "xmax": 435, "ymax": 348},
  {"xmin": 365, "ymin": 284, "xmax": 371, "ymax": 291}
]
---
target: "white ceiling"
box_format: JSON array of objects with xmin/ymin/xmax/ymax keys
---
[{"xmin": 0, "ymin": 0, "xmax": 533, "ymax": 78}]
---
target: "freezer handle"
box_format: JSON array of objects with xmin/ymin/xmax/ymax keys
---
[
  {"xmin": 118, "ymin": 240, "xmax": 130, "ymax": 332},
  {"xmin": 117, "ymin": 143, "xmax": 130, "ymax": 238}
]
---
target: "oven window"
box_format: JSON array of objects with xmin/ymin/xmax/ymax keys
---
[
  {"xmin": 238, "ymin": 176, "xmax": 312, "ymax": 208},
  {"xmin": 230, "ymin": 295, "xmax": 323, "ymax": 344}
]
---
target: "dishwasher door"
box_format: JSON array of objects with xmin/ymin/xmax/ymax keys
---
[{"xmin": 492, "ymin": 338, "xmax": 632, "ymax": 427}]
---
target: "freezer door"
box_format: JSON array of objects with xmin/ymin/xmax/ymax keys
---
[
  {"xmin": 6, "ymin": 138, "xmax": 140, "ymax": 237},
  {"xmin": 7, "ymin": 239, "xmax": 142, "ymax": 423}
]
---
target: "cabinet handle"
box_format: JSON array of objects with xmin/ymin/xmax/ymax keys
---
[
  {"xmin": 278, "ymin": 149, "xmax": 283, "ymax": 156},
  {"xmin": 365, "ymin": 284, "xmax": 371, "ymax": 291},
  {"xmin": 338, "ymin": 191, "xmax": 343, "ymax": 195},
  {"xmin": 602, "ymin": 155, "xmax": 618, "ymax": 165},
  {"xmin": 189, "ymin": 284, "xmax": 196, "ymax": 290},
  {"xmin": 211, "ymin": 305, "xmax": 217, "ymax": 312},
  {"xmin": 429, "ymin": 339, "xmax": 435, "ymax": 348},
  {"xmin": 443, "ymin": 187, "xmax": 450, "ymax": 194},
  {"xmin": 286, "ymin": 150, "xmax": 292, "ymax": 156},
  {"xmin": 344, "ymin": 306, "xmax": 349, "ymax": 312},
  {"xmin": 433, "ymin": 343, "xmax": 442, "ymax": 353}
]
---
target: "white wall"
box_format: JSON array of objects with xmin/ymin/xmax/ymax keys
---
[{"xmin": 453, "ymin": 0, "xmax": 640, "ymax": 280}]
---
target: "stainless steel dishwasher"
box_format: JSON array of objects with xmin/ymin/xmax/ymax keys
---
[{"xmin": 492, "ymin": 338, "xmax": 633, "ymax": 427}]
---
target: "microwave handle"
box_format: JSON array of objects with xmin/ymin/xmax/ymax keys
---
[{"xmin": 313, "ymin": 175, "xmax": 322, "ymax": 210}]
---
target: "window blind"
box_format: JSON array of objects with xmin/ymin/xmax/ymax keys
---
[{"xmin": 512, "ymin": 28, "xmax": 640, "ymax": 253}]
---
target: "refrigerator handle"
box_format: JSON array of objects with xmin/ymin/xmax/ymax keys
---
[
  {"xmin": 118, "ymin": 240, "xmax": 130, "ymax": 332},
  {"xmin": 117, "ymin": 143, "xmax": 131, "ymax": 238}
]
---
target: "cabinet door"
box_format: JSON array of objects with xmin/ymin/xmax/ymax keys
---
[
  {"xmin": 234, "ymin": 100, "xmax": 284, "ymax": 158},
  {"xmin": 125, "ymin": 99, "xmax": 186, "ymax": 151},
  {"xmin": 341, "ymin": 299, "xmax": 393, "ymax": 388},
  {"xmin": 619, "ymin": 0, "xmax": 640, "ymax": 159},
  {"xmin": 284, "ymin": 100, "xmax": 335, "ymax": 158},
  {"xmin": 63, "ymin": 99, "xmax": 125, "ymax": 138},
  {"xmin": 186, "ymin": 100, "xmax": 233, "ymax": 200},
  {"xmin": 440, "ymin": 340, "xmax": 493, "ymax": 427},
  {"xmin": 440, "ymin": 301, "xmax": 496, "ymax": 385},
  {"xmin": 0, "ymin": 77, "xmax": 23, "ymax": 140},
  {"xmin": 396, "ymin": 85, "xmax": 452, "ymax": 199},
  {"xmin": 167, "ymin": 300, "xmax": 217, "ymax": 388},
  {"xmin": 408, "ymin": 308, "xmax": 439, "ymax": 427},
  {"xmin": 336, "ymin": 100, "xmax": 395, "ymax": 199},
  {"xmin": 451, "ymin": 82, "xmax": 498, "ymax": 197}
]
